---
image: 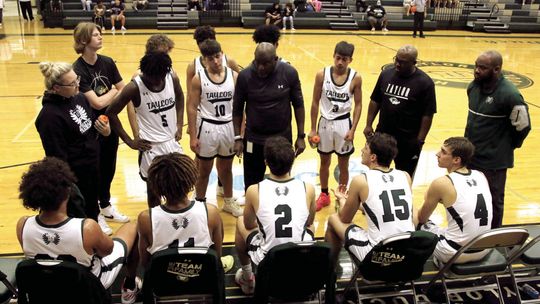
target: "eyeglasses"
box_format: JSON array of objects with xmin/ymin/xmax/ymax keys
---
[
  {"xmin": 57, "ymin": 76, "xmax": 81, "ymax": 87},
  {"xmin": 393, "ymin": 56, "xmax": 415, "ymax": 65}
]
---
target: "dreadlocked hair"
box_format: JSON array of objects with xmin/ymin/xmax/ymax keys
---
[
  {"xmin": 139, "ymin": 52, "xmax": 172, "ymax": 80},
  {"xmin": 147, "ymin": 153, "xmax": 198, "ymax": 204}
]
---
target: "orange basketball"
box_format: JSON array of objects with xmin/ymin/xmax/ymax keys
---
[
  {"xmin": 311, "ymin": 135, "xmax": 320, "ymax": 143},
  {"xmin": 98, "ymin": 115, "xmax": 109, "ymax": 123},
  {"xmin": 410, "ymin": 5, "xmax": 417, "ymax": 13}
]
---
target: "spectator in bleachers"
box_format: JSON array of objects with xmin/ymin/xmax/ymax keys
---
[
  {"xmin": 325, "ymin": 133, "xmax": 415, "ymax": 265},
  {"xmin": 306, "ymin": 0, "xmax": 317, "ymax": 11},
  {"xmin": 416, "ymin": 137, "xmax": 493, "ymax": 264},
  {"xmin": 82, "ymin": 0, "xmax": 91, "ymax": 11},
  {"xmin": 356, "ymin": 0, "xmax": 367, "ymax": 12},
  {"xmin": 188, "ymin": 0, "xmax": 202, "ymax": 11},
  {"xmin": 16, "ymin": 157, "xmax": 141, "ymax": 304},
  {"xmin": 234, "ymin": 136, "xmax": 316, "ymax": 295},
  {"xmin": 403, "ymin": 0, "xmax": 411, "ymax": 15},
  {"xmin": 282, "ymin": 2, "xmax": 295, "ymax": 30},
  {"xmin": 311, "ymin": 0, "xmax": 322, "ymax": 11},
  {"xmin": 110, "ymin": 0, "xmax": 126, "ymax": 31},
  {"xmin": 132, "ymin": 0, "xmax": 148, "ymax": 11},
  {"xmin": 137, "ymin": 153, "xmax": 225, "ymax": 266},
  {"xmin": 265, "ymin": 2, "xmax": 282, "ymax": 25},
  {"xmin": 93, "ymin": 0, "xmax": 106, "ymax": 27},
  {"xmin": 366, "ymin": 0, "xmax": 388, "ymax": 32}
]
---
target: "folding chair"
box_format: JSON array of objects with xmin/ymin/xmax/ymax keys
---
[
  {"xmin": 343, "ymin": 230, "xmax": 438, "ymax": 304},
  {"xmin": 508, "ymin": 233, "xmax": 540, "ymax": 303},
  {"xmin": 254, "ymin": 241, "xmax": 335, "ymax": 304},
  {"xmin": 142, "ymin": 247, "xmax": 225, "ymax": 304},
  {"xmin": 424, "ymin": 227, "xmax": 529, "ymax": 304},
  {"xmin": 16, "ymin": 259, "xmax": 111, "ymax": 304},
  {"xmin": 0, "ymin": 258, "xmax": 20, "ymax": 304}
]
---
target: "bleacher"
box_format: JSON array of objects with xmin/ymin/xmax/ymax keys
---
[{"xmin": 57, "ymin": 0, "xmax": 158, "ymax": 29}]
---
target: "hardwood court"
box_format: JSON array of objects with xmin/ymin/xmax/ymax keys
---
[{"xmin": 0, "ymin": 17, "xmax": 539, "ymax": 255}]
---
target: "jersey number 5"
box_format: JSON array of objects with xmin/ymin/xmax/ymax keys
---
[
  {"xmin": 379, "ymin": 189, "xmax": 410, "ymax": 222},
  {"xmin": 161, "ymin": 114, "xmax": 168, "ymax": 127},
  {"xmin": 275, "ymin": 204, "xmax": 292, "ymax": 238}
]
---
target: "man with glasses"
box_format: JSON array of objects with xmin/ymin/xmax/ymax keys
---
[{"xmin": 364, "ymin": 45, "xmax": 436, "ymax": 179}]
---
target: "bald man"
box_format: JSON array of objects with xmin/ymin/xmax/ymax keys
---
[
  {"xmin": 232, "ymin": 42, "xmax": 306, "ymax": 191},
  {"xmin": 465, "ymin": 50, "xmax": 531, "ymax": 228},
  {"xmin": 364, "ymin": 45, "xmax": 436, "ymax": 178}
]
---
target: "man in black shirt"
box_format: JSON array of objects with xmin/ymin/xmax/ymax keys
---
[
  {"xmin": 233, "ymin": 42, "xmax": 306, "ymax": 190},
  {"xmin": 364, "ymin": 45, "xmax": 436, "ymax": 178}
]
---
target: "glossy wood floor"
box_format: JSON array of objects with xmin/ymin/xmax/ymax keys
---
[{"xmin": 0, "ymin": 15, "xmax": 539, "ymax": 255}]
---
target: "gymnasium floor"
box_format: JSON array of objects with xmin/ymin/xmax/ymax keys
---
[{"xmin": 0, "ymin": 13, "xmax": 539, "ymax": 256}]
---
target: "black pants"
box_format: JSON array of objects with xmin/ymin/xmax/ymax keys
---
[
  {"xmin": 0, "ymin": 9, "xmax": 3, "ymax": 23},
  {"xmin": 413, "ymin": 11, "xmax": 425, "ymax": 36},
  {"xmin": 243, "ymin": 140, "xmax": 266, "ymax": 191},
  {"xmin": 98, "ymin": 131, "xmax": 119, "ymax": 209},
  {"xmin": 394, "ymin": 137, "xmax": 422, "ymax": 179},
  {"xmin": 469, "ymin": 166, "xmax": 507, "ymax": 229},
  {"xmin": 72, "ymin": 165, "xmax": 100, "ymax": 221},
  {"xmin": 20, "ymin": 1, "xmax": 34, "ymax": 20}
]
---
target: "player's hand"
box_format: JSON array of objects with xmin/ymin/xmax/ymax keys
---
[
  {"xmin": 234, "ymin": 140, "xmax": 243, "ymax": 158},
  {"xmin": 294, "ymin": 137, "xmax": 306, "ymax": 157},
  {"xmin": 175, "ymin": 128, "xmax": 183, "ymax": 141},
  {"xmin": 332, "ymin": 186, "xmax": 348, "ymax": 201},
  {"xmin": 94, "ymin": 119, "xmax": 111, "ymax": 137},
  {"xmin": 127, "ymin": 138, "xmax": 152, "ymax": 151},
  {"xmin": 363, "ymin": 125, "xmax": 374, "ymax": 138},
  {"xmin": 190, "ymin": 137, "xmax": 200, "ymax": 154},
  {"xmin": 344, "ymin": 129, "xmax": 355, "ymax": 142},
  {"xmin": 308, "ymin": 130, "xmax": 317, "ymax": 142}
]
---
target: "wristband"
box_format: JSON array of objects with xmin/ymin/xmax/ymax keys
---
[{"xmin": 234, "ymin": 135, "xmax": 242, "ymax": 141}]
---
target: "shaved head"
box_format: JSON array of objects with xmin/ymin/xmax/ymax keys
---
[
  {"xmin": 397, "ymin": 44, "xmax": 418, "ymax": 61},
  {"xmin": 255, "ymin": 42, "xmax": 276, "ymax": 59},
  {"xmin": 474, "ymin": 50, "xmax": 502, "ymax": 83},
  {"xmin": 480, "ymin": 50, "xmax": 503, "ymax": 69},
  {"xmin": 394, "ymin": 44, "xmax": 418, "ymax": 75},
  {"xmin": 254, "ymin": 42, "xmax": 277, "ymax": 78}
]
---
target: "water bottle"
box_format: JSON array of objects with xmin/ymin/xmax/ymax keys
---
[{"xmin": 520, "ymin": 283, "xmax": 540, "ymax": 299}]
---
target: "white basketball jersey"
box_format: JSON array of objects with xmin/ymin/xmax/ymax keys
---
[
  {"xmin": 134, "ymin": 72, "xmax": 177, "ymax": 143},
  {"xmin": 194, "ymin": 54, "xmax": 229, "ymax": 75},
  {"xmin": 443, "ymin": 170, "xmax": 493, "ymax": 246},
  {"xmin": 320, "ymin": 67, "xmax": 356, "ymax": 120},
  {"xmin": 363, "ymin": 169, "xmax": 414, "ymax": 245},
  {"xmin": 256, "ymin": 178, "xmax": 311, "ymax": 255},
  {"xmin": 22, "ymin": 217, "xmax": 95, "ymax": 268},
  {"xmin": 198, "ymin": 67, "xmax": 234, "ymax": 122},
  {"xmin": 147, "ymin": 201, "xmax": 213, "ymax": 255}
]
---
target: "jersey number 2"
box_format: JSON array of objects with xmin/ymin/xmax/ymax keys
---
[
  {"xmin": 275, "ymin": 204, "xmax": 292, "ymax": 238},
  {"xmin": 379, "ymin": 189, "xmax": 410, "ymax": 222}
]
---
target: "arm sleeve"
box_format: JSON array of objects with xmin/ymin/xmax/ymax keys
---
[{"xmin": 289, "ymin": 67, "xmax": 304, "ymax": 109}]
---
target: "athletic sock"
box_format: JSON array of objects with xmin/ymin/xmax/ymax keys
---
[
  {"xmin": 321, "ymin": 188, "xmax": 329, "ymax": 195},
  {"xmin": 195, "ymin": 197, "xmax": 206, "ymax": 202}
]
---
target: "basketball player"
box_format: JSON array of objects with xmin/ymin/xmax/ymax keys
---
[
  {"xmin": 186, "ymin": 25, "xmax": 241, "ymax": 201},
  {"xmin": 234, "ymin": 136, "xmax": 316, "ymax": 294},
  {"xmin": 138, "ymin": 153, "xmax": 224, "ymax": 266},
  {"xmin": 188, "ymin": 39, "xmax": 243, "ymax": 217},
  {"xmin": 325, "ymin": 133, "xmax": 415, "ymax": 265},
  {"xmin": 252, "ymin": 24, "xmax": 288, "ymax": 63},
  {"xmin": 417, "ymin": 137, "xmax": 493, "ymax": 264},
  {"xmin": 309, "ymin": 41, "xmax": 363, "ymax": 212},
  {"xmin": 16, "ymin": 157, "xmax": 140, "ymax": 304},
  {"xmin": 106, "ymin": 52, "xmax": 184, "ymax": 207}
]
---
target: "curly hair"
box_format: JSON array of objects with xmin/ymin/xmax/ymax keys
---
[
  {"xmin": 146, "ymin": 34, "xmax": 175, "ymax": 54},
  {"xmin": 140, "ymin": 52, "xmax": 172, "ymax": 80},
  {"xmin": 193, "ymin": 25, "xmax": 216, "ymax": 45},
  {"xmin": 252, "ymin": 24, "xmax": 281, "ymax": 45},
  {"xmin": 147, "ymin": 153, "xmax": 198, "ymax": 204},
  {"xmin": 19, "ymin": 157, "xmax": 77, "ymax": 212}
]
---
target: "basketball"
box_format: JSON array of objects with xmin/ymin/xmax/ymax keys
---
[
  {"xmin": 410, "ymin": 5, "xmax": 417, "ymax": 13},
  {"xmin": 98, "ymin": 115, "xmax": 109, "ymax": 123},
  {"xmin": 311, "ymin": 135, "xmax": 320, "ymax": 143}
]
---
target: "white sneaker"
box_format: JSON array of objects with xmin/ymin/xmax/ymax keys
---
[
  {"xmin": 222, "ymin": 198, "xmax": 243, "ymax": 217},
  {"xmin": 121, "ymin": 26, "xmax": 127, "ymax": 31},
  {"xmin": 371, "ymin": 27, "xmax": 375, "ymax": 31},
  {"xmin": 101, "ymin": 205, "xmax": 129, "ymax": 223},
  {"xmin": 291, "ymin": 27, "xmax": 296, "ymax": 31},
  {"xmin": 121, "ymin": 277, "xmax": 142, "ymax": 304},
  {"xmin": 235, "ymin": 195, "xmax": 246, "ymax": 206},
  {"xmin": 111, "ymin": 26, "xmax": 115, "ymax": 32},
  {"xmin": 235, "ymin": 268, "xmax": 255, "ymax": 294},
  {"xmin": 216, "ymin": 185, "xmax": 224, "ymax": 197},
  {"xmin": 382, "ymin": 27, "xmax": 389, "ymax": 32},
  {"xmin": 97, "ymin": 214, "xmax": 113, "ymax": 235}
]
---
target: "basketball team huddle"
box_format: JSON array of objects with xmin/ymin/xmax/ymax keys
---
[{"xmin": 18, "ymin": 22, "xmax": 531, "ymax": 301}]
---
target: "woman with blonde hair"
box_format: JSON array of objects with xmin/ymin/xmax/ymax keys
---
[{"xmin": 35, "ymin": 61, "xmax": 110, "ymax": 224}]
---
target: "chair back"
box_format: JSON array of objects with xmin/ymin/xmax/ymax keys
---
[
  {"xmin": 16, "ymin": 259, "xmax": 110, "ymax": 304},
  {"xmin": 142, "ymin": 247, "xmax": 224, "ymax": 304},
  {"xmin": 255, "ymin": 241, "xmax": 335, "ymax": 303},
  {"xmin": 359, "ymin": 231, "xmax": 438, "ymax": 282},
  {"xmin": 467, "ymin": 228, "xmax": 530, "ymax": 251}
]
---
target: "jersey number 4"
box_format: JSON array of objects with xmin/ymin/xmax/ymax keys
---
[
  {"xmin": 379, "ymin": 189, "xmax": 410, "ymax": 222},
  {"xmin": 275, "ymin": 204, "xmax": 292, "ymax": 238},
  {"xmin": 474, "ymin": 193, "xmax": 489, "ymax": 226}
]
